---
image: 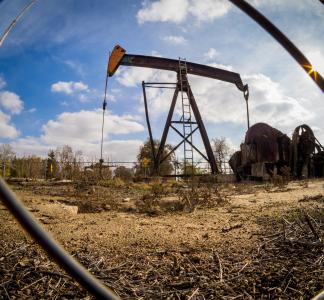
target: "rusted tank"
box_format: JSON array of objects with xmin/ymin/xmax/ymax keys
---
[
  {"xmin": 244, "ymin": 123, "xmax": 290, "ymax": 163},
  {"xmin": 230, "ymin": 122, "xmax": 291, "ymax": 180},
  {"xmin": 230, "ymin": 122, "xmax": 324, "ymax": 180}
]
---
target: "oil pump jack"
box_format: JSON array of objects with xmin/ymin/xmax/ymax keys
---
[{"xmin": 105, "ymin": 45, "xmax": 249, "ymax": 176}]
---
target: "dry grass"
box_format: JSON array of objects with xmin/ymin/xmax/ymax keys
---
[{"xmin": 1, "ymin": 208, "xmax": 323, "ymax": 299}]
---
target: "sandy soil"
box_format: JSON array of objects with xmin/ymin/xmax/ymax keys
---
[{"xmin": 0, "ymin": 179, "xmax": 323, "ymax": 299}]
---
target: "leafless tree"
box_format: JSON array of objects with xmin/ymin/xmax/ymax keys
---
[
  {"xmin": 0, "ymin": 144, "xmax": 15, "ymax": 161},
  {"xmin": 212, "ymin": 137, "xmax": 232, "ymax": 174},
  {"xmin": 0, "ymin": 144, "xmax": 15, "ymax": 177},
  {"xmin": 55, "ymin": 145, "xmax": 83, "ymax": 179}
]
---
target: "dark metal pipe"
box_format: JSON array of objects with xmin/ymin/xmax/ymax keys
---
[
  {"xmin": 229, "ymin": 0, "xmax": 324, "ymax": 92},
  {"xmin": 144, "ymin": 86, "xmax": 176, "ymax": 89},
  {"xmin": 142, "ymin": 81, "xmax": 156, "ymax": 161},
  {"xmin": 0, "ymin": 178, "xmax": 119, "ymax": 300},
  {"xmin": 155, "ymin": 87, "xmax": 179, "ymax": 173},
  {"xmin": 144, "ymin": 82, "xmax": 177, "ymax": 85},
  {"xmin": 186, "ymin": 86, "xmax": 219, "ymax": 174},
  {"xmin": 245, "ymin": 98, "xmax": 250, "ymax": 130},
  {"xmin": 120, "ymin": 54, "xmax": 246, "ymax": 91},
  {"xmin": 311, "ymin": 290, "xmax": 324, "ymax": 300}
]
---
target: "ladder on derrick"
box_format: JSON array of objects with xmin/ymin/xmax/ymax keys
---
[{"xmin": 178, "ymin": 58, "xmax": 194, "ymax": 175}]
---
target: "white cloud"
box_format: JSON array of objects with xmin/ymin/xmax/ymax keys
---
[
  {"xmin": 137, "ymin": 0, "xmax": 231, "ymax": 24},
  {"xmin": 204, "ymin": 48, "xmax": 219, "ymax": 61},
  {"xmin": 184, "ymin": 72, "xmax": 313, "ymax": 134},
  {"xmin": 0, "ymin": 91, "xmax": 24, "ymax": 114},
  {"xmin": 137, "ymin": 0, "xmax": 189, "ymax": 24},
  {"xmin": 8, "ymin": 109, "xmax": 145, "ymax": 160},
  {"xmin": 78, "ymin": 94, "xmax": 89, "ymax": 102},
  {"xmin": 136, "ymin": 0, "xmax": 318, "ymax": 25},
  {"xmin": 207, "ymin": 63, "xmax": 233, "ymax": 71},
  {"xmin": 188, "ymin": 0, "xmax": 231, "ymax": 22},
  {"xmin": 243, "ymin": 74, "xmax": 313, "ymax": 129},
  {"xmin": 61, "ymin": 59, "xmax": 85, "ymax": 76},
  {"xmin": 116, "ymin": 67, "xmax": 157, "ymax": 87},
  {"xmin": 249, "ymin": 0, "xmax": 319, "ymax": 11},
  {"xmin": 60, "ymin": 101, "xmax": 69, "ymax": 107},
  {"xmin": 163, "ymin": 35, "xmax": 187, "ymax": 44},
  {"xmin": 51, "ymin": 81, "xmax": 89, "ymax": 95},
  {"xmin": 116, "ymin": 67, "xmax": 176, "ymax": 116},
  {"xmin": 10, "ymin": 136, "xmax": 52, "ymax": 157},
  {"xmin": 41, "ymin": 109, "xmax": 144, "ymax": 146},
  {"xmin": 0, "ymin": 76, "xmax": 6, "ymax": 89},
  {"xmin": 0, "ymin": 110, "xmax": 19, "ymax": 139},
  {"xmin": 27, "ymin": 108, "xmax": 37, "ymax": 113}
]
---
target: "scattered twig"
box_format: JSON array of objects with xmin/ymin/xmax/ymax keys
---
[
  {"xmin": 302, "ymin": 210, "xmax": 321, "ymax": 241},
  {"xmin": 221, "ymin": 223, "xmax": 242, "ymax": 233},
  {"xmin": 2, "ymin": 286, "xmax": 11, "ymax": 300},
  {"xmin": 21, "ymin": 276, "xmax": 46, "ymax": 291},
  {"xmin": 188, "ymin": 287, "xmax": 199, "ymax": 300},
  {"xmin": 213, "ymin": 250, "xmax": 223, "ymax": 282}
]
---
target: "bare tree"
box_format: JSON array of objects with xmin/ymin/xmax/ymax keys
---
[
  {"xmin": 11, "ymin": 156, "xmax": 45, "ymax": 179},
  {"xmin": 0, "ymin": 144, "xmax": 15, "ymax": 161},
  {"xmin": 0, "ymin": 144, "xmax": 15, "ymax": 177},
  {"xmin": 55, "ymin": 145, "xmax": 82, "ymax": 179},
  {"xmin": 212, "ymin": 138, "xmax": 232, "ymax": 174}
]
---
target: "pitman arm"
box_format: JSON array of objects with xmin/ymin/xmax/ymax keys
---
[{"xmin": 107, "ymin": 44, "xmax": 248, "ymax": 94}]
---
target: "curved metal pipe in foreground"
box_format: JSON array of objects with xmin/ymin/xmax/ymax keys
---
[
  {"xmin": 311, "ymin": 290, "xmax": 324, "ymax": 300},
  {"xmin": 229, "ymin": 0, "xmax": 324, "ymax": 92},
  {"xmin": 0, "ymin": 178, "xmax": 119, "ymax": 300}
]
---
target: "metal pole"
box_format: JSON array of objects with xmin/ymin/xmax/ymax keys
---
[
  {"xmin": 142, "ymin": 81, "xmax": 156, "ymax": 160},
  {"xmin": 187, "ymin": 84, "xmax": 219, "ymax": 174},
  {"xmin": 246, "ymin": 98, "xmax": 250, "ymax": 129},
  {"xmin": 0, "ymin": 0, "xmax": 37, "ymax": 48},
  {"xmin": 229, "ymin": 0, "xmax": 324, "ymax": 92},
  {"xmin": 0, "ymin": 178, "xmax": 119, "ymax": 299},
  {"xmin": 154, "ymin": 87, "xmax": 179, "ymax": 174}
]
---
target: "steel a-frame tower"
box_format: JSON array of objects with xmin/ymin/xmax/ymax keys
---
[{"xmin": 142, "ymin": 63, "xmax": 218, "ymax": 176}]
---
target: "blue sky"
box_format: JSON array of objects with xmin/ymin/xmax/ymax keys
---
[{"xmin": 0, "ymin": 0, "xmax": 323, "ymax": 162}]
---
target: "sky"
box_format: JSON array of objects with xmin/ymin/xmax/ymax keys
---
[{"xmin": 0, "ymin": 0, "xmax": 323, "ymax": 163}]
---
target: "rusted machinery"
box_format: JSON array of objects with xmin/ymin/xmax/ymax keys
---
[
  {"xmin": 106, "ymin": 45, "xmax": 249, "ymax": 176},
  {"xmin": 229, "ymin": 123, "xmax": 324, "ymax": 180}
]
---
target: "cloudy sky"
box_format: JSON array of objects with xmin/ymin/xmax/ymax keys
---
[{"xmin": 0, "ymin": 0, "xmax": 323, "ymax": 162}]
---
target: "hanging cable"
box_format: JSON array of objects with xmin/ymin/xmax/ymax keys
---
[
  {"xmin": 100, "ymin": 50, "xmax": 110, "ymax": 166},
  {"xmin": 100, "ymin": 74, "xmax": 109, "ymax": 163}
]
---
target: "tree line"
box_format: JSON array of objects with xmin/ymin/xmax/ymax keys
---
[{"xmin": 0, "ymin": 137, "xmax": 232, "ymax": 180}]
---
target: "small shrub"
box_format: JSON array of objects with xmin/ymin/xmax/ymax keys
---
[
  {"xmin": 280, "ymin": 166, "xmax": 291, "ymax": 183},
  {"xmin": 114, "ymin": 166, "xmax": 134, "ymax": 182},
  {"xmin": 98, "ymin": 178, "xmax": 126, "ymax": 188},
  {"xmin": 298, "ymin": 194, "xmax": 323, "ymax": 203},
  {"xmin": 135, "ymin": 193, "xmax": 161, "ymax": 215},
  {"xmin": 299, "ymin": 180, "xmax": 309, "ymax": 188},
  {"xmin": 270, "ymin": 174, "xmax": 285, "ymax": 188}
]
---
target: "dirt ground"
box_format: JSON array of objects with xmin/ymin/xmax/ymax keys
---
[{"xmin": 0, "ymin": 179, "xmax": 323, "ymax": 299}]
